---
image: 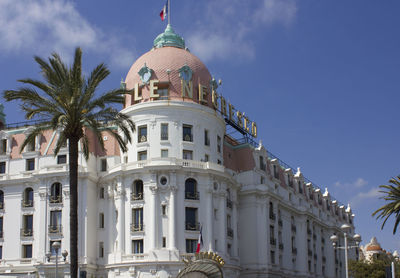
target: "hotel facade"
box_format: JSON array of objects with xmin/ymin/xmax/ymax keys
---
[{"xmin": 0, "ymin": 25, "xmax": 357, "ymax": 278}]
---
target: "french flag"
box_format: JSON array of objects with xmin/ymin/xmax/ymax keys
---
[
  {"xmin": 160, "ymin": 0, "xmax": 168, "ymax": 21},
  {"xmin": 196, "ymin": 225, "xmax": 203, "ymax": 253}
]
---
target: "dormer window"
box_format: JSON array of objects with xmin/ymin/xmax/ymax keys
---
[{"xmin": 273, "ymin": 165, "xmax": 279, "ymax": 179}]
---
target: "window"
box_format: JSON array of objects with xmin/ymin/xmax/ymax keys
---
[
  {"xmin": 273, "ymin": 164, "xmax": 279, "ymax": 179},
  {"xmin": 183, "ymin": 125, "xmax": 193, "ymax": 142},
  {"xmin": 157, "ymin": 84, "xmax": 169, "ymax": 100},
  {"xmin": 49, "ymin": 210, "xmax": 62, "ymax": 233},
  {"xmin": 162, "ymin": 205, "xmax": 167, "ymax": 216},
  {"xmin": 185, "ymin": 178, "xmax": 198, "ymax": 200},
  {"xmin": 227, "ymin": 243, "xmax": 232, "ymax": 256},
  {"xmin": 99, "ymin": 213, "xmax": 104, "ymax": 228},
  {"xmin": 26, "ymin": 158, "xmax": 35, "ymax": 171},
  {"xmin": 227, "ymin": 214, "xmax": 231, "ymax": 228},
  {"xmin": 50, "ymin": 183, "xmax": 62, "ymax": 203},
  {"xmin": 131, "ymin": 180, "xmax": 143, "ymax": 200},
  {"xmin": 185, "ymin": 207, "xmax": 198, "ymax": 231},
  {"xmin": 0, "ymin": 217, "xmax": 3, "ymax": 238},
  {"xmin": 0, "ymin": 162, "xmax": 5, "ymax": 174},
  {"xmin": 100, "ymin": 159, "xmax": 107, "ymax": 172},
  {"xmin": 217, "ymin": 136, "xmax": 221, "ymax": 153},
  {"xmin": 182, "ymin": 150, "xmax": 193, "ymax": 160},
  {"xmin": 0, "ymin": 191, "xmax": 3, "ymax": 210},
  {"xmin": 204, "ymin": 154, "xmax": 209, "ymax": 162},
  {"xmin": 269, "ymin": 202, "xmax": 275, "ymax": 220},
  {"xmin": 22, "ymin": 215, "xmax": 33, "ymax": 236},
  {"xmin": 161, "ymin": 149, "xmax": 168, "ymax": 158},
  {"xmin": 57, "ymin": 155, "xmax": 67, "ymax": 164},
  {"xmin": 298, "ymin": 181, "xmax": 303, "ymax": 194},
  {"xmin": 0, "ymin": 246, "xmax": 2, "ymax": 259},
  {"xmin": 23, "ymin": 244, "xmax": 32, "ymax": 258},
  {"xmin": 204, "ymin": 130, "xmax": 210, "ymax": 146},
  {"xmin": 214, "ymin": 209, "xmax": 218, "ymax": 220},
  {"xmin": 186, "ymin": 239, "xmax": 197, "ymax": 253},
  {"xmin": 99, "ymin": 242, "xmax": 104, "ymax": 258},
  {"xmin": 138, "ymin": 151, "xmax": 147, "ymax": 161},
  {"xmin": 161, "ymin": 123, "xmax": 168, "ymax": 140},
  {"xmin": 0, "ymin": 139, "xmax": 7, "ymax": 154},
  {"xmin": 99, "ymin": 187, "xmax": 105, "ymax": 199},
  {"xmin": 162, "ymin": 237, "xmax": 166, "ymax": 248},
  {"xmin": 22, "ymin": 188, "xmax": 34, "ymax": 207},
  {"xmin": 270, "ymin": 250, "xmax": 275, "ymax": 264},
  {"xmin": 132, "ymin": 239, "xmax": 143, "ymax": 254},
  {"xmin": 50, "ymin": 240, "xmax": 61, "ymax": 256},
  {"xmin": 132, "ymin": 208, "xmax": 143, "ymax": 231},
  {"xmin": 138, "ymin": 125, "xmax": 147, "ymax": 143},
  {"xmin": 259, "ymin": 156, "xmax": 266, "ymax": 171}
]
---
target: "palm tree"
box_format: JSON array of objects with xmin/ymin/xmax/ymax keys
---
[
  {"xmin": 3, "ymin": 48, "xmax": 134, "ymax": 278},
  {"xmin": 372, "ymin": 175, "xmax": 400, "ymax": 234}
]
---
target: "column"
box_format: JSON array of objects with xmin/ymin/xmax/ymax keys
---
[
  {"xmin": 115, "ymin": 178, "xmax": 125, "ymax": 253},
  {"xmin": 107, "ymin": 184, "xmax": 115, "ymax": 255},
  {"xmin": 219, "ymin": 191, "xmax": 226, "ymax": 255},
  {"xmin": 149, "ymin": 185, "xmax": 158, "ymax": 250},
  {"xmin": 232, "ymin": 200, "xmax": 238, "ymax": 257},
  {"xmin": 169, "ymin": 186, "xmax": 177, "ymax": 250},
  {"xmin": 206, "ymin": 189, "xmax": 213, "ymax": 251},
  {"xmin": 296, "ymin": 215, "xmax": 308, "ymax": 275},
  {"xmin": 38, "ymin": 189, "xmax": 47, "ymax": 261}
]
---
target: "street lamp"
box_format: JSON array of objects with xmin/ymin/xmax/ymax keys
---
[
  {"xmin": 330, "ymin": 224, "xmax": 361, "ymax": 278},
  {"xmin": 52, "ymin": 241, "xmax": 61, "ymax": 278}
]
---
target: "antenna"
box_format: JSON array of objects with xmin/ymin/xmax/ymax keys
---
[{"xmin": 168, "ymin": 0, "xmax": 171, "ymax": 25}]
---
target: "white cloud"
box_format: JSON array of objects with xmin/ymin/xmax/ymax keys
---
[
  {"xmin": 0, "ymin": 0, "xmax": 135, "ymax": 68},
  {"xmin": 334, "ymin": 177, "xmax": 368, "ymax": 188},
  {"xmin": 349, "ymin": 187, "xmax": 381, "ymax": 208},
  {"xmin": 185, "ymin": 0, "xmax": 297, "ymax": 62}
]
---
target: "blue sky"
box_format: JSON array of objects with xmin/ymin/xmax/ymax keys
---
[{"xmin": 0, "ymin": 0, "xmax": 399, "ymax": 251}]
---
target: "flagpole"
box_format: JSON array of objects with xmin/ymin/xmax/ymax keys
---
[{"xmin": 168, "ymin": 0, "xmax": 171, "ymax": 25}]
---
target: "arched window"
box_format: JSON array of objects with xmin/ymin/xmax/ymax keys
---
[
  {"xmin": 50, "ymin": 183, "xmax": 62, "ymax": 203},
  {"xmin": 22, "ymin": 187, "xmax": 34, "ymax": 207},
  {"xmin": 185, "ymin": 178, "xmax": 199, "ymax": 200},
  {"xmin": 0, "ymin": 190, "xmax": 3, "ymax": 209},
  {"xmin": 131, "ymin": 180, "xmax": 143, "ymax": 200}
]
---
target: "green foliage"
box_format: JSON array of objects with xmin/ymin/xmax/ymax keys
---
[
  {"xmin": 372, "ymin": 176, "xmax": 400, "ymax": 234},
  {"xmin": 348, "ymin": 256, "xmax": 400, "ymax": 278}
]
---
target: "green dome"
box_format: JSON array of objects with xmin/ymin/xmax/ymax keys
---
[{"xmin": 153, "ymin": 24, "xmax": 185, "ymax": 49}]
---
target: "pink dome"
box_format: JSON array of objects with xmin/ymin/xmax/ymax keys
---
[{"xmin": 124, "ymin": 46, "xmax": 213, "ymax": 108}]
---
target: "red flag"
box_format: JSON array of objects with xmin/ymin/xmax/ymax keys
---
[
  {"xmin": 196, "ymin": 225, "xmax": 203, "ymax": 253},
  {"xmin": 160, "ymin": 0, "xmax": 168, "ymax": 21}
]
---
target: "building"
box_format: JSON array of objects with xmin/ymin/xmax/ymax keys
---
[
  {"xmin": 359, "ymin": 237, "xmax": 399, "ymax": 263},
  {"xmin": 0, "ymin": 24, "xmax": 357, "ymax": 278}
]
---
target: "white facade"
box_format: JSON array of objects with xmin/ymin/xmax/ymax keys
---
[{"xmin": 0, "ymin": 25, "xmax": 358, "ymax": 278}]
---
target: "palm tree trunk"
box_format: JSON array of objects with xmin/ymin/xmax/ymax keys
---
[{"xmin": 69, "ymin": 136, "xmax": 79, "ymax": 278}]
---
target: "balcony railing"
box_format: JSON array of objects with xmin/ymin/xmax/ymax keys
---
[
  {"xmin": 291, "ymin": 224, "xmax": 296, "ymax": 233},
  {"xmin": 227, "ymin": 227, "xmax": 234, "ymax": 238},
  {"xmin": 131, "ymin": 192, "xmax": 143, "ymax": 201},
  {"xmin": 130, "ymin": 223, "xmax": 144, "ymax": 232},
  {"xmin": 20, "ymin": 228, "xmax": 33, "ymax": 237},
  {"xmin": 292, "ymin": 248, "xmax": 297, "ymax": 255},
  {"xmin": 21, "ymin": 200, "xmax": 33, "ymax": 207},
  {"xmin": 48, "ymin": 225, "xmax": 62, "ymax": 235},
  {"xmin": 161, "ymin": 133, "xmax": 168, "ymax": 140},
  {"xmin": 269, "ymin": 213, "xmax": 276, "ymax": 221},
  {"xmin": 185, "ymin": 191, "xmax": 200, "ymax": 200},
  {"xmin": 183, "ymin": 134, "xmax": 193, "ymax": 142},
  {"xmin": 49, "ymin": 195, "xmax": 62, "ymax": 204},
  {"xmin": 138, "ymin": 135, "xmax": 147, "ymax": 143},
  {"xmin": 278, "ymin": 219, "xmax": 283, "ymax": 227},
  {"xmin": 226, "ymin": 199, "xmax": 233, "ymax": 209},
  {"xmin": 185, "ymin": 221, "xmax": 200, "ymax": 231},
  {"xmin": 270, "ymin": 238, "xmax": 276, "ymax": 246},
  {"xmin": 279, "ymin": 242, "xmax": 284, "ymax": 250}
]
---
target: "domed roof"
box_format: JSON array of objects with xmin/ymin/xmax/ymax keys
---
[
  {"xmin": 124, "ymin": 25, "xmax": 213, "ymax": 108},
  {"xmin": 365, "ymin": 237, "xmax": 383, "ymax": 252}
]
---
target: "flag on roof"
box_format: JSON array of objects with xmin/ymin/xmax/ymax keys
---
[{"xmin": 160, "ymin": 0, "xmax": 168, "ymax": 21}]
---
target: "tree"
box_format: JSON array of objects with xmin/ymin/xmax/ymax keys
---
[
  {"xmin": 348, "ymin": 256, "xmax": 400, "ymax": 278},
  {"xmin": 372, "ymin": 176, "xmax": 400, "ymax": 234},
  {"xmin": 3, "ymin": 48, "xmax": 134, "ymax": 278}
]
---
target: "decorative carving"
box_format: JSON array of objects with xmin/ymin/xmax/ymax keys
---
[
  {"xmin": 138, "ymin": 63, "xmax": 153, "ymax": 84},
  {"xmin": 178, "ymin": 64, "xmax": 193, "ymax": 82},
  {"xmin": 39, "ymin": 191, "xmax": 47, "ymax": 201},
  {"xmin": 150, "ymin": 186, "xmax": 158, "ymax": 194}
]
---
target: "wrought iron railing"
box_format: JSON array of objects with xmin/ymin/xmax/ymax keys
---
[
  {"xmin": 185, "ymin": 191, "xmax": 199, "ymax": 200},
  {"xmin": 49, "ymin": 195, "xmax": 62, "ymax": 204},
  {"xmin": 185, "ymin": 221, "xmax": 200, "ymax": 231},
  {"xmin": 21, "ymin": 200, "xmax": 33, "ymax": 207},
  {"xmin": 20, "ymin": 228, "xmax": 33, "ymax": 237},
  {"xmin": 227, "ymin": 227, "xmax": 234, "ymax": 238},
  {"xmin": 130, "ymin": 223, "xmax": 144, "ymax": 232},
  {"xmin": 48, "ymin": 225, "xmax": 62, "ymax": 234},
  {"xmin": 131, "ymin": 192, "xmax": 143, "ymax": 201}
]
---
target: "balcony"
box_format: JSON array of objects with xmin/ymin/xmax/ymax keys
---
[
  {"xmin": 185, "ymin": 221, "xmax": 200, "ymax": 231},
  {"xmin": 279, "ymin": 242, "xmax": 284, "ymax": 250},
  {"xmin": 185, "ymin": 191, "xmax": 200, "ymax": 200},
  {"xmin": 48, "ymin": 225, "xmax": 63, "ymax": 235},
  {"xmin": 291, "ymin": 224, "xmax": 296, "ymax": 233},
  {"xmin": 131, "ymin": 192, "xmax": 143, "ymax": 201},
  {"xmin": 49, "ymin": 195, "xmax": 62, "ymax": 204},
  {"xmin": 20, "ymin": 228, "xmax": 33, "ymax": 237},
  {"xmin": 269, "ymin": 213, "xmax": 276, "ymax": 221},
  {"xmin": 270, "ymin": 238, "xmax": 276, "ymax": 246},
  {"xmin": 278, "ymin": 219, "xmax": 283, "ymax": 227},
  {"xmin": 130, "ymin": 223, "xmax": 144, "ymax": 232},
  {"xmin": 226, "ymin": 199, "xmax": 233, "ymax": 209},
  {"xmin": 292, "ymin": 248, "xmax": 297, "ymax": 255},
  {"xmin": 21, "ymin": 199, "xmax": 33, "ymax": 208}
]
